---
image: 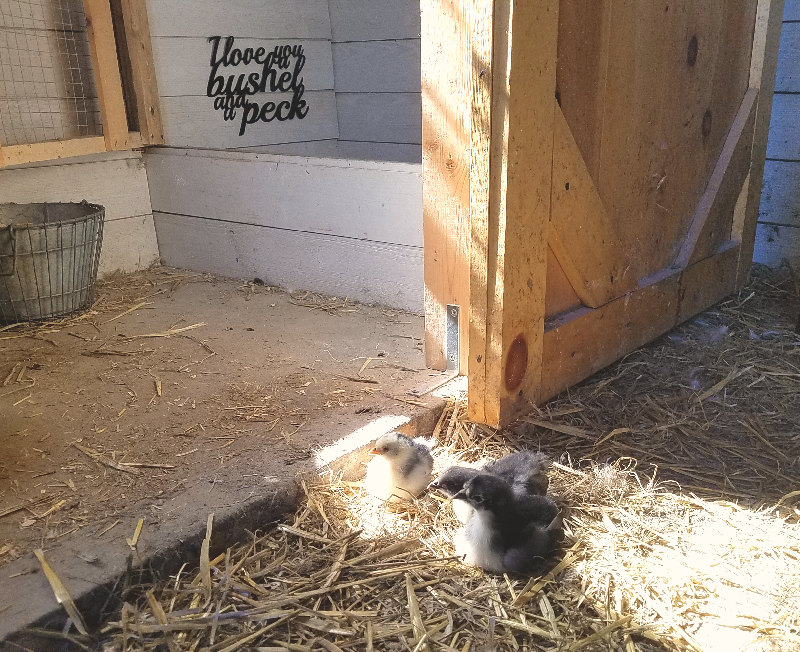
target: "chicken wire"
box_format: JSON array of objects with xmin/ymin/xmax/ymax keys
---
[{"xmin": 0, "ymin": 0, "xmax": 103, "ymax": 146}]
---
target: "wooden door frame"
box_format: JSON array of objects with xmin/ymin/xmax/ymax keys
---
[{"xmin": 421, "ymin": 0, "xmax": 786, "ymax": 427}]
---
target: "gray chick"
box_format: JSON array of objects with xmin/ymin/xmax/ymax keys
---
[
  {"xmin": 429, "ymin": 466, "xmax": 481, "ymax": 523},
  {"xmin": 482, "ymin": 450, "xmax": 550, "ymax": 497},
  {"xmin": 364, "ymin": 432, "xmax": 434, "ymax": 502},
  {"xmin": 453, "ymin": 473, "xmax": 562, "ymax": 574}
]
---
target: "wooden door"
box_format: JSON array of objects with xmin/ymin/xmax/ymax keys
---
[{"xmin": 422, "ymin": 0, "xmax": 785, "ymax": 427}]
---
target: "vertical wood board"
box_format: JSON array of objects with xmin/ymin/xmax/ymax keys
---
[{"xmin": 421, "ymin": 0, "xmax": 471, "ymax": 370}]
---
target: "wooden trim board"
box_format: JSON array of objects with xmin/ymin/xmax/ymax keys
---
[
  {"xmin": 83, "ymin": 0, "xmax": 131, "ymax": 150},
  {"xmin": 0, "ymin": 137, "xmax": 107, "ymax": 168}
]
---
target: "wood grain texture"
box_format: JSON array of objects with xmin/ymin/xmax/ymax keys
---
[
  {"xmin": 596, "ymin": 0, "xmax": 757, "ymax": 281},
  {"xmin": 544, "ymin": 247, "xmax": 583, "ymax": 320},
  {"xmin": 675, "ymin": 88, "xmax": 757, "ymax": 267},
  {"xmin": 144, "ymin": 148, "xmax": 422, "ymax": 246},
  {"xmin": 119, "ymin": 0, "xmax": 164, "ymax": 144},
  {"xmin": 549, "ymin": 104, "xmax": 636, "ymax": 307},
  {"xmin": 153, "ymin": 212, "xmax": 424, "ymax": 311},
  {"xmin": 83, "ymin": 0, "xmax": 131, "ymax": 149},
  {"xmin": 483, "ymin": 0, "xmax": 560, "ymax": 426},
  {"xmin": 765, "ymin": 93, "xmax": 800, "ymax": 160},
  {"xmin": 467, "ymin": 0, "xmax": 494, "ymax": 419},
  {"xmin": 159, "ymin": 91, "xmax": 338, "ymax": 149},
  {"xmin": 421, "ymin": 0, "xmax": 470, "ymax": 371},
  {"xmin": 0, "ymin": 137, "xmax": 106, "ymax": 168},
  {"xmin": 150, "ymin": 38, "xmax": 335, "ymax": 96},
  {"xmin": 753, "ymin": 221, "xmax": 800, "ymax": 266},
  {"xmin": 331, "ymin": 41, "xmax": 420, "ymax": 93},
  {"xmin": 775, "ymin": 22, "xmax": 800, "ymax": 91},
  {"xmin": 329, "ymin": 0, "xmax": 420, "ymax": 41},
  {"xmin": 759, "ymin": 160, "xmax": 800, "ymax": 227},
  {"xmin": 145, "ymin": 0, "xmax": 331, "ymax": 39},
  {"xmin": 336, "ymin": 93, "xmax": 422, "ymax": 144},
  {"xmin": 738, "ymin": 0, "xmax": 787, "ymax": 287},
  {"xmin": 541, "ymin": 244, "xmax": 740, "ymax": 403}
]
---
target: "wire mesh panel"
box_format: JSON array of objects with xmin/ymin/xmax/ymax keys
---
[
  {"xmin": 0, "ymin": 202, "xmax": 104, "ymax": 322},
  {"xmin": 0, "ymin": 0, "xmax": 103, "ymax": 146}
]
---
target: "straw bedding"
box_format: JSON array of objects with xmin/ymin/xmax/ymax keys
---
[{"xmin": 42, "ymin": 267, "xmax": 800, "ymax": 651}]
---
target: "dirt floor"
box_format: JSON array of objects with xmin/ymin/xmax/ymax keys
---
[{"xmin": 0, "ymin": 267, "xmax": 435, "ymax": 569}]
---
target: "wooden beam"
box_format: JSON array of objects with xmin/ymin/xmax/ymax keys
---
[
  {"xmin": 541, "ymin": 242, "xmax": 740, "ymax": 402},
  {"xmin": 736, "ymin": 0, "xmax": 786, "ymax": 287},
  {"xmin": 549, "ymin": 103, "xmax": 636, "ymax": 307},
  {"xmin": 544, "ymin": 245, "xmax": 583, "ymax": 319},
  {"xmin": 421, "ymin": 0, "xmax": 471, "ymax": 372},
  {"xmin": 119, "ymin": 0, "xmax": 164, "ymax": 145},
  {"xmin": 83, "ymin": 0, "xmax": 130, "ymax": 150},
  {"xmin": 473, "ymin": 0, "xmax": 560, "ymax": 427},
  {"xmin": 467, "ymin": 0, "xmax": 494, "ymax": 422},
  {"xmin": 0, "ymin": 137, "xmax": 107, "ymax": 168},
  {"xmin": 673, "ymin": 87, "xmax": 758, "ymax": 268}
]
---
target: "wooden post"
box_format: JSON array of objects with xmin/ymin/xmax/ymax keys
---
[
  {"xmin": 470, "ymin": 0, "xmax": 560, "ymax": 426},
  {"xmin": 83, "ymin": 0, "xmax": 131, "ymax": 150},
  {"xmin": 737, "ymin": 0, "xmax": 785, "ymax": 287},
  {"xmin": 421, "ymin": 0, "xmax": 471, "ymax": 372},
  {"xmin": 119, "ymin": 0, "xmax": 164, "ymax": 145}
]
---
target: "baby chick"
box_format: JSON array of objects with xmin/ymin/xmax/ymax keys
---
[
  {"xmin": 483, "ymin": 450, "xmax": 550, "ymax": 497},
  {"xmin": 429, "ymin": 466, "xmax": 480, "ymax": 523},
  {"xmin": 364, "ymin": 432, "xmax": 434, "ymax": 502},
  {"xmin": 453, "ymin": 473, "xmax": 562, "ymax": 574}
]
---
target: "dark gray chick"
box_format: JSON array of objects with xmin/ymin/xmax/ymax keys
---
[
  {"xmin": 429, "ymin": 466, "xmax": 481, "ymax": 523},
  {"xmin": 482, "ymin": 450, "xmax": 550, "ymax": 497},
  {"xmin": 453, "ymin": 473, "xmax": 562, "ymax": 574}
]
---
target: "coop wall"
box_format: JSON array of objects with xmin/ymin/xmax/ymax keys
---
[
  {"xmin": 143, "ymin": 0, "xmax": 424, "ymax": 310},
  {"xmin": 0, "ymin": 151, "xmax": 159, "ymax": 275},
  {"xmin": 754, "ymin": 0, "xmax": 800, "ymax": 269}
]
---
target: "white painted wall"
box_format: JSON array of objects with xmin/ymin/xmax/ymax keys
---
[
  {"xmin": 754, "ymin": 0, "xmax": 800, "ymax": 268},
  {"xmin": 0, "ymin": 151, "xmax": 159, "ymax": 276}
]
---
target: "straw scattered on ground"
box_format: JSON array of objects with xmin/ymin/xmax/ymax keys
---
[{"xmin": 26, "ymin": 265, "xmax": 800, "ymax": 652}]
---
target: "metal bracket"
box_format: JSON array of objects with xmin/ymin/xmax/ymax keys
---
[{"xmin": 446, "ymin": 303, "xmax": 460, "ymax": 373}]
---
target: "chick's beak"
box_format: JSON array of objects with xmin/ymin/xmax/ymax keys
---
[{"xmin": 368, "ymin": 448, "xmax": 381, "ymax": 455}]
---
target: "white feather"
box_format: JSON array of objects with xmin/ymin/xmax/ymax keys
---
[{"xmin": 455, "ymin": 510, "xmax": 505, "ymax": 573}]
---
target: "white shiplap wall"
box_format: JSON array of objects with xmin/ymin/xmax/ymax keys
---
[
  {"xmin": 0, "ymin": 151, "xmax": 159, "ymax": 275},
  {"xmin": 754, "ymin": 0, "xmax": 800, "ymax": 268}
]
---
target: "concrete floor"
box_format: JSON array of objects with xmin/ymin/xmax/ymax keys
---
[{"xmin": 0, "ymin": 268, "xmax": 447, "ymax": 644}]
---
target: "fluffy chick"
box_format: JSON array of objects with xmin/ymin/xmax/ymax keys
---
[
  {"xmin": 482, "ymin": 450, "xmax": 551, "ymax": 496},
  {"xmin": 453, "ymin": 473, "xmax": 562, "ymax": 574},
  {"xmin": 429, "ymin": 466, "xmax": 480, "ymax": 523},
  {"xmin": 364, "ymin": 432, "xmax": 434, "ymax": 502}
]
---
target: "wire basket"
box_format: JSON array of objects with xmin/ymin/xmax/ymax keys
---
[{"xmin": 0, "ymin": 202, "xmax": 104, "ymax": 323}]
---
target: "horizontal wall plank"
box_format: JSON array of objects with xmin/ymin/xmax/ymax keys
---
[
  {"xmin": 336, "ymin": 93, "xmax": 422, "ymax": 144},
  {"xmin": 775, "ymin": 22, "xmax": 800, "ymax": 91},
  {"xmin": 0, "ymin": 152, "xmax": 152, "ymax": 221},
  {"xmin": 151, "ymin": 38, "xmax": 335, "ymax": 96},
  {"xmin": 160, "ymin": 90, "xmax": 338, "ymax": 148},
  {"xmin": 236, "ymin": 140, "xmax": 342, "ymax": 157},
  {"xmin": 766, "ymin": 93, "xmax": 800, "ymax": 160},
  {"xmin": 145, "ymin": 0, "xmax": 331, "ymax": 39},
  {"xmin": 145, "ymin": 149, "xmax": 422, "ymax": 246},
  {"xmin": 332, "ymin": 40, "xmax": 420, "ymax": 92},
  {"xmin": 785, "ymin": 0, "xmax": 800, "ymax": 21},
  {"xmin": 753, "ymin": 222, "xmax": 800, "ymax": 267},
  {"xmin": 153, "ymin": 212, "xmax": 423, "ymax": 311},
  {"xmin": 329, "ymin": 0, "xmax": 420, "ymax": 41},
  {"xmin": 336, "ymin": 140, "xmax": 421, "ymax": 164},
  {"xmin": 759, "ymin": 159, "xmax": 800, "ymax": 226},
  {"xmin": 99, "ymin": 215, "xmax": 160, "ymax": 275}
]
